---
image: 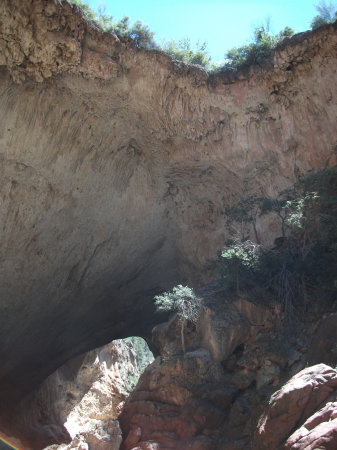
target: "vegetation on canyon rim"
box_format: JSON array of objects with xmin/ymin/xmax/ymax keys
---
[
  {"xmin": 70, "ymin": 0, "xmax": 337, "ymax": 72},
  {"xmin": 218, "ymin": 167, "xmax": 337, "ymax": 317},
  {"xmin": 311, "ymin": 0, "xmax": 337, "ymax": 29}
]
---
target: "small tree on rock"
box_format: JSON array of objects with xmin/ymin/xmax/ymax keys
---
[{"xmin": 154, "ymin": 285, "xmax": 201, "ymax": 354}]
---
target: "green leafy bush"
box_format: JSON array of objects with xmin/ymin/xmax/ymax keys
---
[
  {"xmin": 70, "ymin": 0, "xmax": 96, "ymax": 20},
  {"xmin": 223, "ymin": 25, "xmax": 294, "ymax": 71},
  {"xmin": 224, "ymin": 196, "xmax": 265, "ymax": 243},
  {"xmin": 124, "ymin": 336, "xmax": 154, "ymax": 373},
  {"xmin": 220, "ymin": 241, "xmax": 261, "ymax": 294},
  {"xmin": 154, "ymin": 285, "xmax": 200, "ymax": 321},
  {"xmin": 284, "ymin": 193, "xmax": 319, "ymax": 229},
  {"xmin": 70, "ymin": 1, "xmax": 156, "ymax": 49},
  {"xmin": 162, "ymin": 39, "xmax": 211, "ymax": 68}
]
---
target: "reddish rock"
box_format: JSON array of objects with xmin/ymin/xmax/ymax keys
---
[
  {"xmin": 196, "ymin": 385, "xmax": 238, "ymax": 410},
  {"xmin": 120, "ymin": 349, "xmax": 225, "ymax": 449},
  {"xmin": 219, "ymin": 438, "xmax": 250, "ymax": 450},
  {"xmin": 285, "ymin": 402, "xmax": 337, "ymax": 449},
  {"xmin": 253, "ymin": 364, "xmax": 337, "ymax": 449},
  {"xmin": 121, "ymin": 294, "xmax": 302, "ymax": 449}
]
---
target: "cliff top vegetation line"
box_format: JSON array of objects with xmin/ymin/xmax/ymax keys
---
[{"xmin": 71, "ymin": 0, "xmax": 337, "ymax": 72}]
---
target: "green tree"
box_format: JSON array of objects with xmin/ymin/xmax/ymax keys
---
[
  {"xmin": 95, "ymin": 5, "xmax": 114, "ymax": 31},
  {"xmin": 311, "ymin": 1, "xmax": 337, "ymax": 29},
  {"xmin": 223, "ymin": 25, "xmax": 294, "ymax": 71},
  {"xmin": 154, "ymin": 285, "xmax": 201, "ymax": 353},
  {"xmin": 113, "ymin": 16, "xmax": 130, "ymax": 36},
  {"xmin": 129, "ymin": 20, "xmax": 157, "ymax": 49},
  {"xmin": 69, "ymin": 1, "xmax": 156, "ymax": 48},
  {"xmin": 162, "ymin": 39, "xmax": 211, "ymax": 68}
]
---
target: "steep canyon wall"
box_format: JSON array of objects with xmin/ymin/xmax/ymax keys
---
[{"xmin": 0, "ymin": 0, "xmax": 337, "ymax": 408}]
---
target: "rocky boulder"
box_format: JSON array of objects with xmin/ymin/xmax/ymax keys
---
[
  {"xmin": 46, "ymin": 419, "xmax": 122, "ymax": 450},
  {"xmin": 253, "ymin": 364, "xmax": 337, "ymax": 449},
  {"xmin": 120, "ymin": 288, "xmax": 304, "ymax": 449},
  {"xmin": 285, "ymin": 401, "xmax": 337, "ymax": 449},
  {"xmin": 120, "ymin": 349, "xmax": 226, "ymax": 450},
  {"xmin": 8, "ymin": 339, "xmax": 145, "ymax": 448}
]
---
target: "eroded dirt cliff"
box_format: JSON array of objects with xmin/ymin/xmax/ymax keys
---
[{"xmin": 1, "ymin": 0, "xmax": 337, "ymax": 430}]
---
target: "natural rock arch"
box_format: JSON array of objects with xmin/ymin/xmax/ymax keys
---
[{"xmin": 0, "ymin": 0, "xmax": 337, "ymax": 410}]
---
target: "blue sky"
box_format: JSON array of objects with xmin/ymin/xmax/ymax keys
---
[{"xmin": 85, "ymin": 0, "xmax": 318, "ymax": 61}]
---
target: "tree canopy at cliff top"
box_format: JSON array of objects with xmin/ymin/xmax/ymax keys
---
[
  {"xmin": 81, "ymin": 0, "xmax": 331, "ymax": 60},
  {"xmin": 72, "ymin": 1, "xmax": 337, "ymax": 71}
]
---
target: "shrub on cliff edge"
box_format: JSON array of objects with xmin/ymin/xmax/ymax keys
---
[
  {"xmin": 223, "ymin": 25, "xmax": 294, "ymax": 71},
  {"xmin": 311, "ymin": 1, "xmax": 337, "ymax": 29}
]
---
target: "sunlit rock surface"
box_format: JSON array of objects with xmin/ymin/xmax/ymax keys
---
[
  {"xmin": 254, "ymin": 364, "xmax": 337, "ymax": 449},
  {"xmin": 10, "ymin": 339, "xmax": 151, "ymax": 449}
]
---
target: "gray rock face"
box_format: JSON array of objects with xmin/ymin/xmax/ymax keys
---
[{"xmin": 1, "ymin": 0, "xmax": 337, "ymax": 408}]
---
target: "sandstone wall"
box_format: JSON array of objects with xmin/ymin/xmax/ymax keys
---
[{"xmin": 0, "ymin": 0, "xmax": 336, "ymax": 406}]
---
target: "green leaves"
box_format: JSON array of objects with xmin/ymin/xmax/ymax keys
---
[
  {"xmin": 128, "ymin": 19, "xmax": 156, "ymax": 49},
  {"xmin": 219, "ymin": 241, "xmax": 261, "ymax": 294},
  {"xmin": 223, "ymin": 25, "xmax": 294, "ymax": 72},
  {"xmin": 284, "ymin": 193, "xmax": 319, "ymax": 229},
  {"xmin": 154, "ymin": 285, "xmax": 201, "ymax": 323},
  {"xmin": 70, "ymin": 0, "xmax": 337, "ymax": 72},
  {"xmin": 162, "ymin": 39, "xmax": 211, "ymax": 69},
  {"xmin": 69, "ymin": 1, "xmax": 156, "ymax": 49},
  {"xmin": 71, "ymin": 0, "xmax": 96, "ymax": 20},
  {"xmin": 221, "ymin": 241, "xmax": 260, "ymax": 268}
]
